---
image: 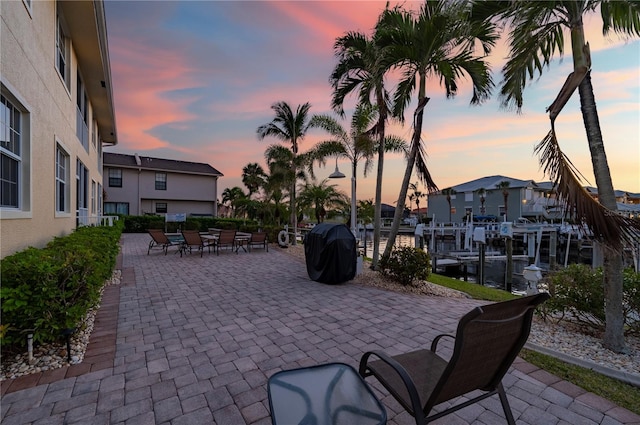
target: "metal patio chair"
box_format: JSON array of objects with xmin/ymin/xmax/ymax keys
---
[{"xmin": 359, "ymin": 293, "xmax": 550, "ymax": 425}]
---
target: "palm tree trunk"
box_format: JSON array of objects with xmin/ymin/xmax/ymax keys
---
[
  {"xmin": 382, "ymin": 79, "xmax": 429, "ymax": 263},
  {"xmin": 578, "ymin": 72, "xmax": 625, "ymax": 352},
  {"xmin": 372, "ymin": 94, "xmax": 387, "ymax": 270},
  {"xmin": 290, "ymin": 181, "xmax": 297, "ymax": 246}
]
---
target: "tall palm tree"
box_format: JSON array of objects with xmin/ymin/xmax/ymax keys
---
[
  {"xmin": 496, "ymin": 180, "xmax": 511, "ymax": 221},
  {"xmin": 441, "ymin": 188, "xmax": 456, "ymax": 223},
  {"xmin": 310, "ymin": 104, "xmax": 407, "ymax": 232},
  {"xmin": 257, "ymin": 101, "xmax": 318, "ymax": 245},
  {"xmin": 473, "ymin": 0, "xmax": 640, "ymax": 351},
  {"xmin": 241, "ymin": 163, "xmax": 267, "ymax": 199},
  {"xmin": 377, "ymin": 1, "xmax": 498, "ymax": 262},
  {"xmin": 298, "ymin": 179, "xmax": 348, "ymax": 224},
  {"xmin": 409, "ymin": 181, "xmax": 425, "ymax": 222},
  {"xmin": 330, "ymin": 30, "xmax": 392, "ymax": 270}
]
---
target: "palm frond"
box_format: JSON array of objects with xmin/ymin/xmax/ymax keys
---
[
  {"xmin": 535, "ymin": 130, "xmax": 640, "ymax": 249},
  {"xmin": 414, "ymin": 142, "xmax": 439, "ymax": 194},
  {"xmin": 601, "ymin": 0, "xmax": 640, "ymax": 37}
]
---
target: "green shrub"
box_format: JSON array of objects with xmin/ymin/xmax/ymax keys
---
[
  {"xmin": 0, "ymin": 223, "xmax": 122, "ymax": 347},
  {"xmin": 380, "ymin": 246, "xmax": 430, "ymax": 286},
  {"xmin": 541, "ymin": 263, "xmax": 640, "ymax": 334},
  {"xmin": 623, "ymin": 268, "xmax": 640, "ymax": 334}
]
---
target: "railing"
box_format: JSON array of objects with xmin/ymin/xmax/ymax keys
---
[{"xmin": 77, "ymin": 214, "xmax": 119, "ymax": 227}]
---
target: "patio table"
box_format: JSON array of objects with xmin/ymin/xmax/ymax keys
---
[{"xmin": 268, "ymin": 362, "xmax": 386, "ymax": 425}]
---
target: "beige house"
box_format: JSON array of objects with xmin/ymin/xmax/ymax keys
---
[
  {"xmin": 103, "ymin": 152, "xmax": 223, "ymax": 217},
  {"xmin": 1, "ymin": 0, "xmax": 117, "ymax": 258}
]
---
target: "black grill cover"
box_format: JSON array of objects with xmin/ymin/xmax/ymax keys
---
[{"xmin": 304, "ymin": 223, "xmax": 357, "ymax": 284}]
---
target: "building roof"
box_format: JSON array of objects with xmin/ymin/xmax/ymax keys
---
[
  {"xmin": 103, "ymin": 152, "xmax": 223, "ymax": 176},
  {"xmin": 445, "ymin": 175, "xmax": 537, "ymax": 193}
]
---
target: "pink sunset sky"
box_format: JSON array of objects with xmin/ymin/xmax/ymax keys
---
[{"xmin": 104, "ymin": 1, "xmax": 640, "ymax": 205}]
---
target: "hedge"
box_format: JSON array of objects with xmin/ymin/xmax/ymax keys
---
[{"xmin": 0, "ymin": 222, "xmax": 123, "ymax": 347}]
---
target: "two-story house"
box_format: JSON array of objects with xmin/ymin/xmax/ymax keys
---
[
  {"xmin": 1, "ymin": 0, "xmax": 117, "ymax": 258},
  {"xmin": 427, "ymin": 175, "xmax": 554, "ymax": 223},
  {"xmin": 102, "ymin": 152, "xmax": 223, "ymax": 217}
]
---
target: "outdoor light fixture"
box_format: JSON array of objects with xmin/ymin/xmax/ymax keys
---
[{"xmin": 328, "ymin": 157, "xmax": 346, "ymax": 179}]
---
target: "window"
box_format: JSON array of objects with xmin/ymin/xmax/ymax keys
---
[
  {"xmin": 76, "ymin": 72, "xmax": 89, "ymax": 150},
  {"xmin": 91, "ymin": 180, "xmax": 96, "ymax": 214},
  {"xmin": 465, "ymin": 206, "xmax": 473, "ymax": 217},
  {"xmin": 56, "ymin": 15, "xmax": 70, "ymax": 88},
  {"xmin": 104, "ymin": 202, "xmax": 128, "ymax": 215},
  {"xmin": 155, "ymin": 172, "xmax": 167, "ymax": 190},
  {"xmin": 450, "ymin": 207, "xmax": 457, "ymax": 216},
  {"xmin": 108, "ymin": 168, "xmax": 122, "ymax": 187},
  {"xmin": 97, "ymin": 183, "xmax": 102, "ymax": 215},
  {"xmin": 156, "ymin": 202, "xmax": 167, "ymax": 213},
  {"xmin": 55, "ymin": 145, "xmax": 69, "ymax": 213},
  {"xmin": 77, "ymin": 160, "xmax": 88, "ymax": 224},
  {"xmin": 464, "ymin": 192, "xmax": 473, "ymax": 202},
  {"xmin": 499, "ymin": 206, "xmax": 506, "ymax": 217},
  {"xmin": 91, "ymin": 121, "xmax": 97, "ymax": 150},
  {"xmin": 1, "ymin": 95, "xmax": 21, "ymax": 208}
]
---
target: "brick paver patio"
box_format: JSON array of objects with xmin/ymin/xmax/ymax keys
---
[{"xmin": 1, "ymin": 233, "xmax": 638, "ymax": 424}]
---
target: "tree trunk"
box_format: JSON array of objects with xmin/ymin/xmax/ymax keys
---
[
  {"xmin": 578, "ymin": 73, "xmax": 626, "ymax": 352},
  {"xmin": 372, "ymin": 93, "xmax": 387, "ymax": 270},
  {"xmin": 290, "ymin": 180, "xmax": 297, "ymax": 246},
  {"xmin": 382, "ymin": 81, "xmax": 428, "ymax": 263}
]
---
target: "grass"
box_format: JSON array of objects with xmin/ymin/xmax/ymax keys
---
[{"xmin": 428, "ymin": 272, "xmax": 640, "ymax": 416}]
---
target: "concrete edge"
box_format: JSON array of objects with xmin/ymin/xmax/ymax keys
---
[{"xmin": 524, "ymin": 342, "xmax": 640, "ymax": 388}]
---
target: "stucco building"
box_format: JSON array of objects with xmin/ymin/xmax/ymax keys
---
[
  {"xmin": 1, "ymin": 0, "xmax": 117, "ymax": 258},
  {"xmin": 103, "ymin": 152, "xmax": 223, "ymax": 217}
]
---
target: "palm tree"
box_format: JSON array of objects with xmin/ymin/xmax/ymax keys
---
[
  {"xmin": 241, "ymin": 163, "xmax": 267, "ymax": 199},
  {"xmin": 441, "ymin": 188, "xmax": 456, "ymax": 223},
  {"xmin": 257, "ymin": 101, "xmax": 318, "ymax": 245},
  {"xmin": 477, "ymin": 187, "xmax": 486, "ymax": 215},
  {"xmin": 221, "ymin": 186, "xmax": 246, "ymax": 218},
  {"xmin": 377, "ymin": 1, "xmax": 497, "ymax": 263},
  {"xmin": 473, "ymin": 0, "xmax": 640, "ymax": 353},
  {"xmin": 298, "ymin": 179, "xmax": 348, "ymax": 224},
  {"xmin": 409, "ymin": 182, "xmax": 425, "ymax": 222},
  {"xmin": 310, "ymin": 103, "xmax": 407, "ymax": 232},
  {"xmin": 330, "ymin": 30, "xmax": 392, "ymax": 270},
  {"xmin": 496, "ymin": 181, "xmax": 511, "ymax": 221}
]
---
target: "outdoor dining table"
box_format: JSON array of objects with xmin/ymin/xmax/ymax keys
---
[{"xmin": 268, "ymin": 362, "xmax": 386, "ymax": 425}]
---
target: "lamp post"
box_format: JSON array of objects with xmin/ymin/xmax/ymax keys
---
[{"xmin": 328, "ymin": 157, "xmax": 357, "ymax": 236}]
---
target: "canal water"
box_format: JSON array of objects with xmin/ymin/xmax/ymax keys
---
[{"xmin": 356, "ymin": 229, "xmax": 529, "ymax": 293}]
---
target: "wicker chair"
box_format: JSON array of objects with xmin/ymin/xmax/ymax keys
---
[{"xmin": 359, "ymin": 293, "xmax": 550, "ymax": 425}]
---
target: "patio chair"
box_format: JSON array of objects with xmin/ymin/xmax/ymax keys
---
[
  {"xmin": 247, "ymin": 232, "xmax": 268, "ymax": 252},
  {"xmin": 180, "ymin": 230, "xmax": 213, "ymax": 257},
  {"xmin": 147, "ymin": 229, "xmax": 182, "ymax": 255},
  {"xmin": 359, "ymin": 293, "xmax": 550, "ymax": 425},
  {"xmin": 214, "ymin": 229, "xmax": 237, "ymax": 255}
]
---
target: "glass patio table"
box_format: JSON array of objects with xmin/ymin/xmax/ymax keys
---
[{"xmin": 268, "ymin": 362, "xmax": 386, "ymax": 425}]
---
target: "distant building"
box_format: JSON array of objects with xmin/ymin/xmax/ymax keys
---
[
  {"xmin": 428, "ymin": 175, "xmax": 640, "ymax": 223},
  {"xmin": 428, "ymin": 176, "xmax": 554, "ymax": 223},
  {"xmin": 103, "ymin": 152, "xmax": 223, "ymax": 217},
  {"xmin": 1, "ymin": 0, "xmax": 117, "ymax": 258}
]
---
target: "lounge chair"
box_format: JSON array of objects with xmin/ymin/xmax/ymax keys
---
[
  {"xmin": 147, "ymin": 229, "xmax": 182, "ymax": 255},
  {"xmin": 214, "ymin": 229, "xmax": 237, "ymax": 255},
  {"xmin": 180, "ymin": 230, "xmax": 213, "ymax": 257},
  {"xmin": 359, "ymin": 293, "xmax": 550, "ymax": 425},
  {"xmin": 247, "ymin": 232, "xmax": 268, "ymax": 252}
]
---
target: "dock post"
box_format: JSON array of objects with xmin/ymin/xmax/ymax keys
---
[
  {"xmin": 478, "ymin": 244, "xmax": 485, "ymax": 285},
  {"xmin": 549, "ymin": 231, "xmax": 557, "ymax": 269},
  {"xmin": 506, "ymin": 237, "xmax": 513, "ymax": 293}
]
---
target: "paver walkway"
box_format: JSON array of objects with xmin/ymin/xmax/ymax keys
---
[{"xmin": 1, "ymin": 233, "xmax": 638, "ymax": 424}]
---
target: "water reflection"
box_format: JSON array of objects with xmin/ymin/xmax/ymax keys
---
[{"xmin": 356, "ymin": 229, "xmax": 528, "ymax": 292}]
